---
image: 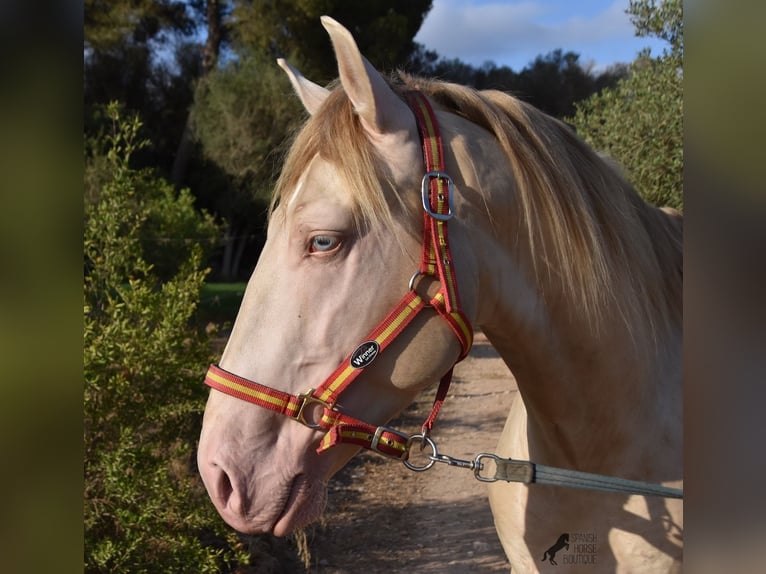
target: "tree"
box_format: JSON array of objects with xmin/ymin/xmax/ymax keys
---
[
  {"xmin": 570, "ymin": 0, "xmax": 683, "ymax": 209},
  {"xmin": 513, "ymin": 50, "xmax": 599, "ymax": 118},
  {"xmin": 189, "ymin": 51, "xmax": 303, "ymax": 279},
  {"xmin": 408, "ymin": 48, "xmax": 628, "ymax": 121},
  {"xmin": 171, "ymin": 0, "xmax": 230, "ymax": 188},
  {"xmin": 84, "ymin": 0, "xmax": 206, "ymax": 176},
  {"xmin": 628, "ymin": 0, "xmax": 683, "ymax": 54},
  {"xmin": 231, "ymin": 0, "xmax": 433, "ymax": 83},
  {"xmin": 84, "ymin": 0, "xmax": 194, "ymax": 52}
]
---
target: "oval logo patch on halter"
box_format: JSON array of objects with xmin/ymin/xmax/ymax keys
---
[{"xmin": 350, "ymin": 341, "xmax": 380, "ymax": 369}]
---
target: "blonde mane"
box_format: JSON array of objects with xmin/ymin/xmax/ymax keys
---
[
  {"xmin": 272, "ymin": 84, "xmax": 416, "ymax": 234},
  {"xmin": 272, "ymin": 75, "xmax": 682, "ymax": 341}
]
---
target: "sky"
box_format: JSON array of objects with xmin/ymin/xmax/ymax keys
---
[{"xmin": 414, "ymin": 0, "xmax": 669, "ymax": 72}]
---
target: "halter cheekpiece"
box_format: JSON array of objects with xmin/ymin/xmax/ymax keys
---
[{"xmin": 205, "ymin": 92, "xmax": 473, "ymax": 461}]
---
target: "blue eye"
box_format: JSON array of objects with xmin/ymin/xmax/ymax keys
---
[{"xmin": 310, "ymin": 235, "xmax": 340, "ymax": 253}]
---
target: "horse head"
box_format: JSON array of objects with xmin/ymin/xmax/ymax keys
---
[
  {"xmin": 197, "ymin": 17, "xmax": 476, "ymax": 536},
  {"xmin": 198, "ymin": 18, "xmax": 684, "ymax": 573}
]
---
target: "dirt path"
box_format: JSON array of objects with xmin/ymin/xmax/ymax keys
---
[{"xmin": 299, "ymin": 333, "xmax": 518, "ymax": 572}]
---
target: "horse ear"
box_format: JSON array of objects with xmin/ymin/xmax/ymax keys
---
[
  {"xmin": 277, "ymin": 58, "xmax": 330, "ymax": 116},
  {"xmin": 320, "ymin": 15, "xmax": 412, "ymax": 136}
]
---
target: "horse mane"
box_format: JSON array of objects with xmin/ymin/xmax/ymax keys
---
[
  {"xmin": 403, "ymin": 76, "xmax": 682, "ymax": 340},
  {"xmin": 272, "ymin": 74, "xmax": 682, "ymax": 341},
  {"xmin": 271, "ymin": 83, "xmax": 415, "ymax": 235}
]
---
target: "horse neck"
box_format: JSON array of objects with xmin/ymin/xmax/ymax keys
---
[
  {"xmin": 446, "ymin": 121, "xmax": 681, "ymax": 470},
  {"xmin": 476, "ymin": 231, "xmax": 680, "ymax": 470}
]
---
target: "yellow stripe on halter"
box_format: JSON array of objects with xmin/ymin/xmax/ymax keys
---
[
  {"xmin": 206, "ymin": 369, "xmax": 292, "ymax": 409},
  {"xmin": 413, "ymin": 98, "xmax": 443, "ymax": 172},
  {"xmin": 339, "ymin": 429, "xmax": 373, "ymax": 442},
  {"xmin": 450, "ymin": 311, "xmax": 474, "ymax": 350},
  {"xmin": 316, "ymin": 365, "xmax": 355, "ymax": 403},
  {"xmin": 376, "ymin": 295, "xmax": 424, "ymax": 340},
  {"xmin": 317, "ymin": 294, "xmax": 425, "ymax": 403}
]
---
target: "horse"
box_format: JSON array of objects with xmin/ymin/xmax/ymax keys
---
[{"xmin": 197, "ymin": 16, "xmax": 683, "ymax": 573}]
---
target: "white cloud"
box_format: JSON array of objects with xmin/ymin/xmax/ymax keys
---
[
  {"xmin": 415, "ymin": 0, "xmax": 659, "ymax": 70},
  {"xmin": 415, "ymin": 0, "xmax": 550, "ymax": 66}
]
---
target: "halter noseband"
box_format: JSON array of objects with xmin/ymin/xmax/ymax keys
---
[{"xmin": 205, "ymin": 92, "xmax": 473, "ymax": 461}]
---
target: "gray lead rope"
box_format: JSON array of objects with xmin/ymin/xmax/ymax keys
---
[
  {"xmin": 486, "ymin": 455, "xmax": 683, "ymax": 498},
  {"xmin": 404, "ymin": 435, "xmax": 683, "ymax": 499}
]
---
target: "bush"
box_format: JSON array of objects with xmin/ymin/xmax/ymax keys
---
[
  {"xmin": 85, "ymin": 104, "xmax": 221, "ymax": 281},
  {"xmin": 570, "ymin": 0, "xmax": 683, "ymax": 210},
  {"xmin": 83, "ymin": 104, "xmax": 245, "ymax": 572},
  {"xmin": 570, "ymin": 52, "xmax": 683, "ymax": 210}
]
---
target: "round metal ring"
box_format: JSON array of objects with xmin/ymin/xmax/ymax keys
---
[
  {"xmin": 403, "ymin": 434, "xmax": 438, "ymax": 472},
  {"xmin": 408, "ymin": 271, "xmax": 435, "ymax": 308},
  {"xmin": 408, "ymin": 270, "xmax": 422, "ymax": 292}
]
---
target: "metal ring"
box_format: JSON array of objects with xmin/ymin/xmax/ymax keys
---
[
  {"xmin": 294, "ymin": 389, "xmax": 331, "ymax": 430},
  {"xmin": 473, "ymin": 453, "xmax": 500, "ymax": 482},
  {"xmin": 403, "ymin": 434, "xmax": 438, "ymax": 472},
  {"xmin": 408, "ymin": 271, "xmax": 435, "ymax": 308},
  {"xmin": 408, "ymin": 270, "xmax": 422, "ymax": 292}
]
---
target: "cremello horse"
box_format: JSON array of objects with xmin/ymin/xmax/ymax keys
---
[{"xmin": 198, "ymin": 17, "xmax": 683, "ymax": 573}]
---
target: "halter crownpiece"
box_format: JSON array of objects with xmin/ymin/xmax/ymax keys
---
[{"xmin": 205, "ymin": 91, "xmax": 473, "ymax": 461}]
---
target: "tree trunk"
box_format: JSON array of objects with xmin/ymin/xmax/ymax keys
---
[
  {"xmin": 231, "ymin": 230, "xmax": 249, "ymax": 279},
  {"xmin": 220, "ymin": 220, "xmax": 236, "ymax": 280},
  {"xmin": 171, "ymin": 0, "xmax": 224, "ymax": 188},
  {"xmin": 219, "ymin": 222, "xmax": 251, "ymax": 281}
]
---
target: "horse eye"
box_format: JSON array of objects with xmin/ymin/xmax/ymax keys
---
[{"xmin": 310, "ymin": 235, "xmax": 340, "ymax": 253}]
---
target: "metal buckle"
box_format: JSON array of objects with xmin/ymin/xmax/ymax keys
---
[
  {"xmin": 370, "ymin": 426, "xmax": 412, "ymax": 459},
  {"xmin": 294, "ymin": 389, "xmax": 331, "ymax": 430},
  {"xmin": 473, "ymin": 453, "xmax": 535, "ymax": 483},
  {"xmin": 421, "ymin": 171, "xmax": 455, "ymax": 221}
]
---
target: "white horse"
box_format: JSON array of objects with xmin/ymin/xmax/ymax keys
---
[{"xmin": 197, "ymin": 17, "xmax": 682, "ymax": 572}]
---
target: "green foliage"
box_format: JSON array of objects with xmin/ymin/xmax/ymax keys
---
[
  {"xmin": 231, "ymin": 0, "xmax": 433, "ymax": 83},
  {"xmin": 190, "ymin": 53, "xmax": 300, "ymax": 279},
  {"xmin": 84, "ymin": 0, "xmax": 194, "ymax": 51},
  {"xmin": 141, "ymin": 183, "xmax": 220, "ymax": 281},
  {"xmin": 84, "ymin": 0, "xmax": 202, "ymax": 177},
  {"xmin": 86, "ymin": 103, "xmax": 221, "ymax": 281},
  {"xmin": 84, "ymin": 104, "xmax": 245, "ymax": 573},
  {"xmin": 513, "ymin": 50, "xmax": 627, "ymax": 119},
  {"xmin": 628, "ymin": 0, "xmax": 683, "ymax": 55},
  {"xmin": 410, "ymin": 47, "xmax": 629, "ymax": 120},
  {"xmin": 570, "ymin": 0, "xmax": 683, "ymax": 209},
  {"xmin": 191, "ymin": 54, "xmax": 302, "ymax": 192}
]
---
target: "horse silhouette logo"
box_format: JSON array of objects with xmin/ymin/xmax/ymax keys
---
[{"xmin": 542, "ymin": 533, "xmax": 570, "ymax": 566}]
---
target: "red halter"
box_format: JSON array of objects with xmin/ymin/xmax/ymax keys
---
[{"xmin": 205, "ymin": 92, "xmax": 473, "ymax": 461}]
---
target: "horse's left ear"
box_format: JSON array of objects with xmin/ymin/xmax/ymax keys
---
[
  {"xmin": 277, "ymin": 58, "xmax": 329, "ymax": 116},
  {"xmin": 321, "ymin": 15, "xmax": 413, "ymax": 136}
]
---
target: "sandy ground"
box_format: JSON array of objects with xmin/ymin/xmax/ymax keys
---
[{"xmin": 294, "ymin": 332, "xmax": 518, "ymax": 573}]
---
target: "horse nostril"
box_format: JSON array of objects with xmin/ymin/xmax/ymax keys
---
[
  {"xmin": 215, "ymin": 465, "xmax": 234, "ymax": 507},
  {"xmin": 198, "ymin": 454, "xmax": 238, "ymax": 513}
]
